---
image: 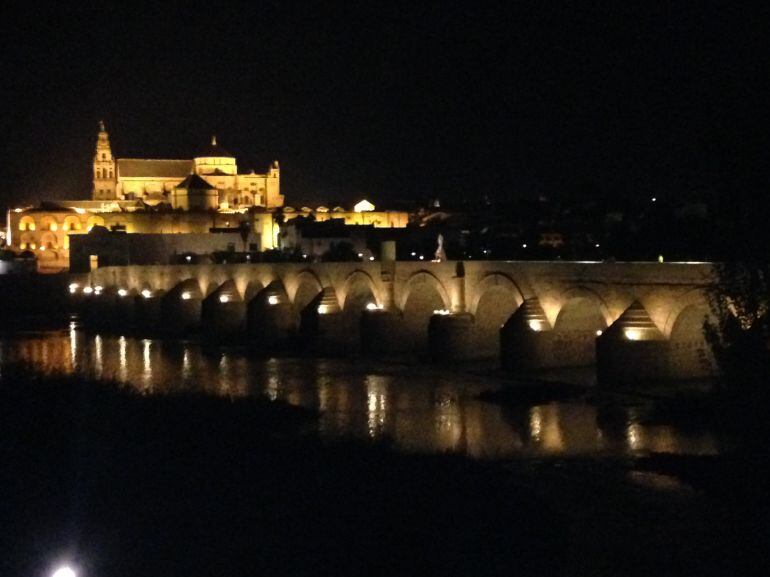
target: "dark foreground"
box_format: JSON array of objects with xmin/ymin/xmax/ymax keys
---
[{"xmin": 0, "ymin": 367, "xmax": 766, "ymax": 577}]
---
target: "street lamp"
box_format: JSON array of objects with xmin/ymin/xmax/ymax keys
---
[{"xmin": 52, "ymin": 566, "xmax": 76, "ymax": 577}]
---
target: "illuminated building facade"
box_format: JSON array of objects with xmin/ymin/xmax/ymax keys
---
[{"xmin": 5, "ymin": 123, "xmax": 408, "ymax": 272}]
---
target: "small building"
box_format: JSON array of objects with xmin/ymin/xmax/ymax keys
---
[
  {"xmin": 282, "ymin": 218, "xmax": 371, "ymax": 259},
  {"xmin": 69, "ymin": 228, "xmax": 244, "ymax": 272}
]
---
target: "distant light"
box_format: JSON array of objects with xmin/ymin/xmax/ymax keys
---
[
  {"xmin": 219, "ymin": 294, "xmax": 230, "ymax": 303},
  {"xmin": 368, "ymin": 256, "xmax": 375, "ymax": 261},
  {"xmin": 357, "ymin": 253, "xmax": 363, "ymax": 258},
  {"xmin": 94, "ymin": 285, "xmax": 103, "ymax": 292},
  {"xmin": 181, "ymin": 291, "xmax": 192, "ymax": 300},
  {"xmin": 365, "ymin": 302, "xmax": 383, "ymax": 311},
  {"xmin": 302, "ymin": 254, "xmax": 308, "ymax": 259},
  {"xmin": 353, "ymin": 199, "xmax": 375, "ymax": 213},
  {"xmin": 433, "ymin": 309, "xmax": 450, "ymax": 316},
  {"xmin": 624, "ymin": 328, "xmax": 642, "ymax": 341},
  {"xmin": 68, "ymin": 283, "xmax": 79, "ymax": 294},
  {"xmin": 39, "ymin": 245, "xmax": 46, "ymax": 251},
  {"xmin": 118, "ymin": 288, "xmax": 128, "ymax": 297},
  {"xmin": 185, "ymin": 255, "xmax": 192, "ymax": 262},
  {"xmin": 52, "ymin": 566, "xmax": 76, "ymax": 577},
  {"xmin": 410, "ymin": 251, "xmax": 416, "ymax": 257},
  {"xmin": 522, "ymin": 243, "xmax": 527, "ymax": 248},
  {"xmin": 419, "ymin": 255, "xmax": 424, "ymax": 260},
  {"xmin": 246, "ymin": 254, "xmax": 251, "ymax": 261},
  {"xmin": 267, "ymin": 295, "xmax": 279, "ymax": 306},
  {"xmin": 658, "ymin": 255, "xmax": 664, "ymax": 263},
  {"xmin": 141, "ymin": 289, "xmax": 152, "ymax": 299},
  {"xmin": 528, "ymin": 319, "xmax": 544, "ymax": 332},
  {"xmin": 596, "ymin": 329, "xmax": 603, "ymax": 336},
  {"xmin": 317, "ymin": 304, "xmax": 328, "ymax": 314},
  {"xmin": 74, "ymin": 207, "xmax": 86, "ymax": 214},
  {"xmin": 82, "ymin": 286, "xmax": 93, "ymax": 295},
  {"xmin": 651, "ymin": 197, "xmax": 657, "ymax": 202},
  {"xmin": 13, "ymin": 208, "xmax": 22, "ymax": 213},
  {"xmin": 595, "ymin": 243, "xmax": 600, "ymax": 248}
]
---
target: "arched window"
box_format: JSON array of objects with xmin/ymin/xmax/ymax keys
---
[
  {"xmin": 63, "ymin": 216, "xmax": 81, "ymax": 231},
  {"xmin": 87, "ymin": 215, "xmax": 105, "ymax": 231},
  {"xmin": 108, "ymin": 169, "xmax": 113, "ymax": 178},
  {"xmin": 19, "ymin": 216, "xmax": 36, "ymax": 231}
]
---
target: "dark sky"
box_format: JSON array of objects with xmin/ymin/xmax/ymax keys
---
[{"xmin": 1, "ymin": 2, "xmax": 766, "ymax": 210}]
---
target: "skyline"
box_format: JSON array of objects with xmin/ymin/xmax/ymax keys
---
[{"xmin": 2, "ymin": 3, "xmax": 766, "ymax": 211}]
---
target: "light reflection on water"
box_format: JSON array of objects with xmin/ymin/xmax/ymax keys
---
[{"xmin": 0, "ymin": 330, "xmax": 720, "ymax": 459}]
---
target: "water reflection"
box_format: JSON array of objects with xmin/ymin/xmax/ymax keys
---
[{"xmin": 0, "ymin": 329, "xmax": 720, "ymax": 459}]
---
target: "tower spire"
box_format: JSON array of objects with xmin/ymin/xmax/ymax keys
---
[{"xmin": 211, "ymin": 135, "xmax": 217, "ymax": 146}]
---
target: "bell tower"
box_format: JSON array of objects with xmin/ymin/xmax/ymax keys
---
[{"xmin": 93, "ymin": 121, "xmax": 117, "ymax": 201}]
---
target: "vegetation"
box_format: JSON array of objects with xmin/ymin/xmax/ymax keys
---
[{"xmin": 705, "ymin": 260, "xmax": 770, "ymax": 447}]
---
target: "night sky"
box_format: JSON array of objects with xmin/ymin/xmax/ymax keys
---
[{"xmin": 1, "ymin": 2, "xmax": 766, "ymax": 211}]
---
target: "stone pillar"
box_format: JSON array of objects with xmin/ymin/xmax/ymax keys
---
[
  {"xmin": 380, "ymin": 240, "xmax": 396, "ymax": 311},
  {"xmin": 451, "ymin": 261, "xmax": 466, "ymax": 313}
]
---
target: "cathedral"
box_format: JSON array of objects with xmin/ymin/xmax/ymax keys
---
[{"xmin": 92, "ymin": 122, "xmax": 284, "ymax": 210}]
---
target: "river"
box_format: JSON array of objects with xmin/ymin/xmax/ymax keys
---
[{"xmin": 0, "ymin": 322, "xmax": 720, "ymax": 459}]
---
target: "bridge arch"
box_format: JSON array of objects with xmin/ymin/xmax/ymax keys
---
[
  {"xmin": 400, "ymin": 270, "xmax": 451, "ymax": 351},
  {"xmin": 667, "ymin": 300, "xmax": 717, "ymax": 379},
  {"xmin": 341, "ymin": 269, "xmax": 381, "ymax": 310},
  {"xmin": 399, "ymin": 270, "xmax": 450, "ymax": 312},
  {"xmin": 662, "ymin": 288, "xmax": 711, "ymax": 337},
  {"xmin": 287, "ymin": 269, "xmax": 324, "ymax": 307},
  {"xmin": 471, "ymin": 273, "xmax": 524, "ymax": 358},
  {"xmin": 553, "ymin": 287, "xmax": 613, "ymax": 331}
]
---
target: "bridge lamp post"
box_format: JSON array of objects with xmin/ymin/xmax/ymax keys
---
[
  {"xmin": 141, "ymin": 289, "xmax": 153, "ymax": 299},
  {"xmin": 117, "ymin": 288, "xmax": 128, "ymax": 297},
  {"xmin": 68, "ymin": 283, "xmax": 79, "ymax": 294}
]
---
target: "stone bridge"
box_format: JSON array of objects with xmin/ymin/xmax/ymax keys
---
[{"xmin": 74, "ymin": 253, "xmax": 718, "ymax": 383}]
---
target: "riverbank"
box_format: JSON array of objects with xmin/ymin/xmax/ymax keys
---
[{"xmin": 1, "ymin": 366, "xmax": 764, "ymax": 576}]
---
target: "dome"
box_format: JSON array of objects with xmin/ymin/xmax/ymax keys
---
[{"xmin": 195, "ymin": 135, "xmax": 233, "ymax": 159}]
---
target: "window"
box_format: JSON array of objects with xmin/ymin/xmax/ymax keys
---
[{"xmin": 101, "ymin": 153, "xmax": 106, "ymax": 160}]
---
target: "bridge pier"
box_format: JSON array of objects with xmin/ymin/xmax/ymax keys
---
[
  {"xmin": 82, "ymin": 288, "xmax": 122, "ymax": 330},
  {"xmin": 201, "ymin": 288, "xmax": 246, "ymax": 340},
  {"xmin": 596, "ymin": 301, "xmax": 668, "ymax": 385},
  {"xmin": 161, "ymin": 293, "xmax": 202, "ymax": 336},
  {"xmin": 135, "ymin": 291, "xmax": 163, "ymax": 334},
  {"xmin": 500, "ymin": 298, "xmax": 556, "ymax": 371},
  {"xmin": 360, "ymin": 310, "xmax": 405, "ymax": 354},
  {"xmin": 300, "ymin": 287, "xmax": 351, "ymax": 355},
  {"xmin": 428, "ymin": 312, "xmax": 475, "ymax": 362},
  {"xmin": 248, "ymin": 283, "xmax": 296, "ymax": 351}
]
